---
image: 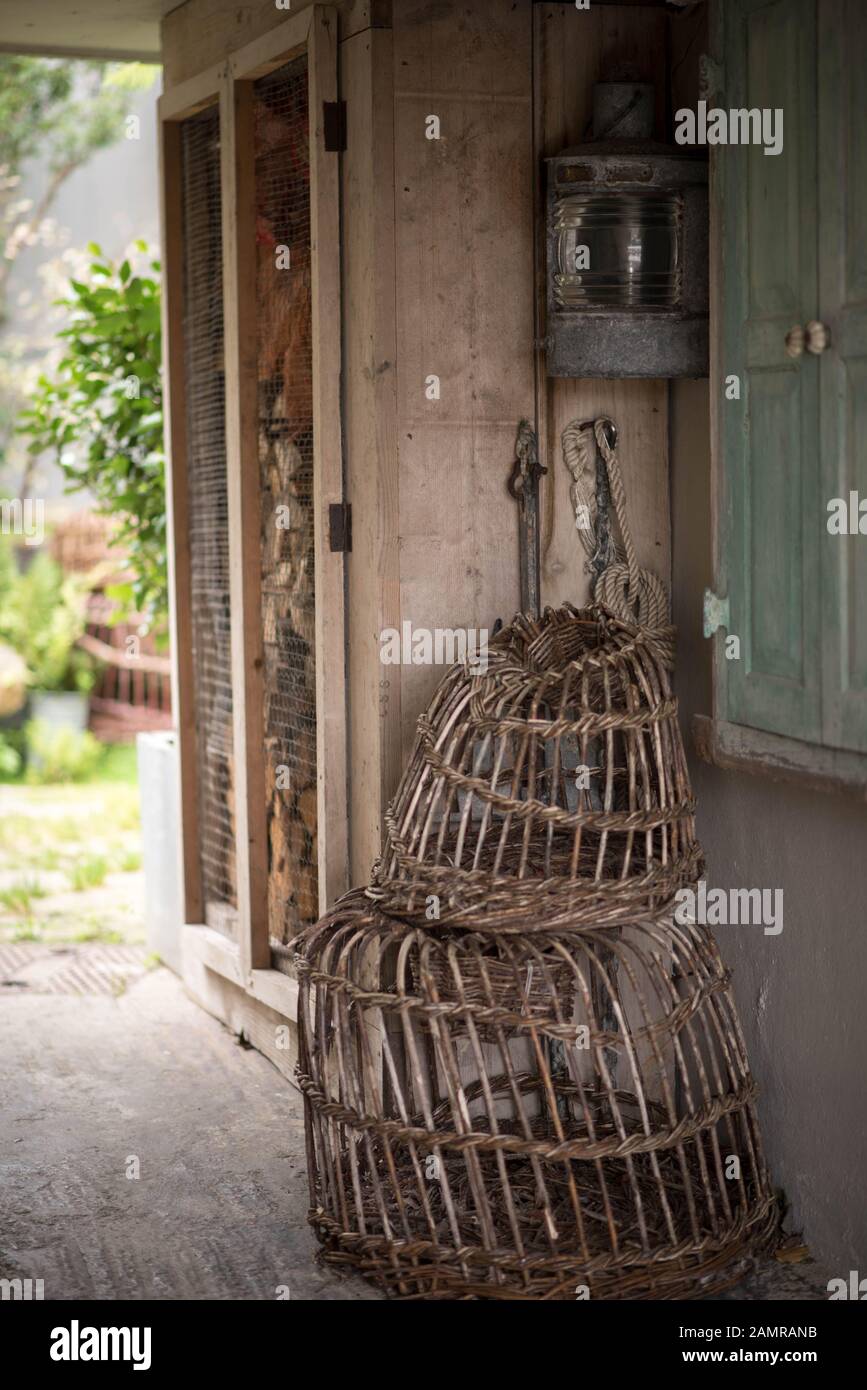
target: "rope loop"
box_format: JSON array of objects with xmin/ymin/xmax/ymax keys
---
[{"xmin": 562, "ymin": 415, "xmax": 675, "ymax": 666}]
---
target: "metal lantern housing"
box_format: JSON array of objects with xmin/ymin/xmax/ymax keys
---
[{"xmin": 546, "ymin": 83, "xmax": 708, "ymax": 378}]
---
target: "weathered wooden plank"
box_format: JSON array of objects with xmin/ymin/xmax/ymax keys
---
[
  {"xmin": 693, "ymin": 714, "xmax": 867, "ymax": 801},
  {"xmin": 342, "ymin": 25, "xmax": 401, "ymax": 880},
  {"xmin": 392, "ymin": 0, "xmax": 533, "ymax": 764},
  {"xmin": 224, "ymin": 7, "xmax": 312, "ymax": 78},
  {"xmin": 221, "ymin": 71, "xmax": 270, "ymax": 975},
  {"xmin": 309, "ymin": 6, "xmax": 351, "ymax": 908},
  {"xmin": 158, "ymin": 60, "xmax": 228, "ymax": 121},
  {"xmin": 182, "ymin": 926, "xmax": 300, "ymax": 1083},
  {"xmin": 161, "ymin": 0, "xmax": 388, "ymax": 88}
]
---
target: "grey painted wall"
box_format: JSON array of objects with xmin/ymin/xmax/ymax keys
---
[{"xmin": 671, "ymin": 377, "xmax": 867, "ymax": 1274}]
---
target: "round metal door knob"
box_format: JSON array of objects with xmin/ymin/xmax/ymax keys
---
[
  {"xmin": 785, "ymin": 324, "xmax": 805, "ymax": 358},
  {"xmin": 805, "ymin": 319, "xmax": 830, "ymax": 354}
]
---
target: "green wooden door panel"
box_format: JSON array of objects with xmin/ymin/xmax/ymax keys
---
[
  {"xmin": 819, "ymin": 0, "xmax": 867, "ymax": 753},
  {"xmin": 747, "ymin": 369, "xmax": 808, "ymax": 683},
  {"xmin": 720, "ymin": 0, "xmax": 822, "ymax": 742}
]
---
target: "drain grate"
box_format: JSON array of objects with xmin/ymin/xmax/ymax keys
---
[{"xmin": 0, "ymin": 944, "xmax": 149, "ymax": 996}]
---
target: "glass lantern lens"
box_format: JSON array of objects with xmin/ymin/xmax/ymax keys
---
[{"xmin": 553, "ymin": 191, "xmax": 683, "ymax": 310}]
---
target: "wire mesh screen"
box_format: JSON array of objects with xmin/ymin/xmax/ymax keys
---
[
  {"xmin": 253, "ymin": 55, "xmax": 318, "ymax": 958},
  {"xmin": 180, "ymin": 105, "xmax": 238, "ymax": 935}
]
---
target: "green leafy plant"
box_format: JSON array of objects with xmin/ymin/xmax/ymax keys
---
[
  {"xmin": 24, "ymin": 719, "xmax": 102, "ymax": 783},
  {"xmin": 0, "ymin": 546, "xmax": 94, "ymax": 692},
  {"xmin": 17, "ymin": 244, "xmax": 166, "ymax": 624},
  {"xmin": 0, "ymin": 732, "xmax": 22, "ymax": 777}
]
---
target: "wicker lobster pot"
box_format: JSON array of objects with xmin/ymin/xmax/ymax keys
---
[
  {"xmin": 296, "ymin": 606, "xmax": 776, "ymax": 1297},
  {"xmin": 369, "ymin": 605, "xmax": 703, "ymax": 932},
  {"xmin": 295, "ymin": 891, "xmax": 777, "ymax": 1300}
]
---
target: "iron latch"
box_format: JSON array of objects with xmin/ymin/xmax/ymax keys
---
[
  {"xmin": 703, "ymin": 588, "xmax": 730, "ymax": 639},
  {"xmin": 508, "ymin": 420, "xmax": 546, "ymax": 621},
  {"xmin": 329, "ymin": 502, "xmax": 352, "ymax": 553}
]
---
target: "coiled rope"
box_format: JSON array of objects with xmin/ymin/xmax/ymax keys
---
[{"xmin": 562, "ymin": 416, "xmax": 675, "ymax": 667}]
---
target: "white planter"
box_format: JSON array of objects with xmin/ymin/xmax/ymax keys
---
[
  {"xmin": 29, "ymin": 689, "xmax": 89, "ymax": 733},
  {"xmin": 137, "ymin": 731, "xmax": 183, "ymax": 974}
]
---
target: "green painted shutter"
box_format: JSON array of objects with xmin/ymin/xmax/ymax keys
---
[
  {"xmin": 818, "ymin": 0, "xmax": 867, "ymax": 754},
  {"xmin": 718, "ymin": 0, "xmax": 822, "ymax": 743}
]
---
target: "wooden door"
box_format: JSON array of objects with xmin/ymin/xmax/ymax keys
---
[
  {"xmin": 717, "ymin": 0, "xmax": 821, "ymax": 743},
  {"xmin": 225, "ymin": 6, "xmax": 348, "ymax": 978},
  {"xmin": 161, "ymin": 7, "xmax": 347, "ymax": 1026},
  {"xmin": 818, "ymin": 0, "xmax": 867, "ymax": 754}
]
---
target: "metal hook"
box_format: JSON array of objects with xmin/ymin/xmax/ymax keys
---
[{"xmin": 600, "ymin": 418, "xmax": 617, "ymax": 450}]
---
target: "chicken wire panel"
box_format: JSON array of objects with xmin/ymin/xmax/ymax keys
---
[
  {"xmin": 253, "ymin": 54, "xmax": 318, "ymax": 956},
  {"xmin": 180, "ymin": 105, "xmax": 238, "ymax": 933}
]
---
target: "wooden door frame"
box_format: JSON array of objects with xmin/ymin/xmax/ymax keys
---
[
  {"xmin": 159, "ymin": 6, "xmax": 347, "ymax": 1024},
  {"xmin": 158, "ymin": 62, "xmax": 227, "ymax": 932}
]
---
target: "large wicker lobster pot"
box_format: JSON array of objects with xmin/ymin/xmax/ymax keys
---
[
  {"xmin": 295, "ymin": 606, "xmax": 777, "ymax": 1298},
  {"xmin": 370, "ymin": 605, "xmax": 703, "ymax": 930}
]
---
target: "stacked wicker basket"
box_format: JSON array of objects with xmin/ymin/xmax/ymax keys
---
[{"xmin": 295, "ymin": 604, "xmax": 777, "ymax": 1299}]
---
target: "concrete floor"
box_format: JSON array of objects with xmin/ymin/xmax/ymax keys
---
[
  {"xmin": 0, "ymin": 955, "xmax": 378, "ymax": 1301},
  {"xmin": 0, "ymin": 951, "xmax": 829, "ymax": 1302}
]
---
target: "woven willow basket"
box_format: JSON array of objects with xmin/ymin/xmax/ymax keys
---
[
  {"xmin": 369, "ymin": 605, "xmax": 702, "ymax": 932},
  {"xmin": 295, "ymin": 891, "xmax": 777, "ymax": 1300},
  {"xmin": 296, "ymin": 604, "xmax": 776, "ymax": 1297}
]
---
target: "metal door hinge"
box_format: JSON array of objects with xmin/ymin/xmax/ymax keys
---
[
  {"xmin": 703, "ymin": 588, "xmax": 730, "ymax": 639},
  {"xmin": 323, "ymin": 101, "xmax": 347, "ymax": 152},
  {"xmin": 329, "ymin": 502, "xmax": 352, "ymax": 552}
]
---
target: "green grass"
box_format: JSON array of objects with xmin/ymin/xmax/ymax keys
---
[
  {"xmin": 0, "ymin": 735, "xmax": 139, "ymax": 788},
  {"xmin": 0, "ymin": 791, "xmax": 139, "ymax": 859},
  {"xmin": 11, "ymin": 921, "xmax": 41, "ymax": 942},
  {"xmin": 55, "ymin": 816, "xmax": 92, "ymax": 844},
  {"xmin": 93, "ymin": 743, "xmax": 139, "ymax": 785},
  {"xmin": 0, "ymin": 740, "xmax": 144, "ymax": 945},
  {"xmin": 109, "ymin": 793, "xmax": 141, "ymax": 832},
  {"xmin": 71, "ymin": 925, "xmax": 125, "ymax": 944},
  {"xmin": 0, "ymin": 877, "xmax": 48, "ymax": 915},
  {"xmin": 68, "ymin": 855, "xmax": 110, "ymax": 892}
]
